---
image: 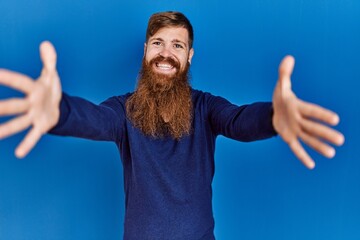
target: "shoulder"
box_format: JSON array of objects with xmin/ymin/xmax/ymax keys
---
[
  {"xmin": 101, "ymin": 92, "xmax": 133, "ymax": 107},
  {"xmin": 191, "ymin": 88, "xmax": 216, "ymax": 101},
  {"xmin": 96, "ymin": 92, "xmax": 134, "ymax": 119},
  {"xmin": 191, "ymin": 88, "xmax": 230, "ymax": 106}
]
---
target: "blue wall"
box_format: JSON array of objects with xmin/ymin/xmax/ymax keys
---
[{"xmin": 0, "ymin": 0, "xmax": 359, "ymax": 239}]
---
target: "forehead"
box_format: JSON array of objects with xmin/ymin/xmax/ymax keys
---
[{"xmin": 148, "ymin": 27, "xmax": 189, "ymax": 43}]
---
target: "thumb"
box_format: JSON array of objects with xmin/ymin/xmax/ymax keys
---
[
  {"xmin": 40, "ymin": 41, "xmax": 57, "ymax": 71},
  {"xmin": 278, "ymin": 55, "xmax": 295, "ymax": 90}
]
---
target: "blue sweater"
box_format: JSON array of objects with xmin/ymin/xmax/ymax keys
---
[{"xmin": 50, "ymin": 89, "xmax": 277, "ymax": 240}]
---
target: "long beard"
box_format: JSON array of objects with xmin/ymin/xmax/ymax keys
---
[{"xmin": 125, "ymin": 57, "xmax": 192, "ymax": 139}]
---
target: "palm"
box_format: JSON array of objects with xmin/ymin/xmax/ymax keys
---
[
  {"xmin": 0, "ymin": 41, "xmax": 61, "ymax": 158},
  {"xmin": 272, "ymin": 56, "xmax": 344, "ymax": 169}
]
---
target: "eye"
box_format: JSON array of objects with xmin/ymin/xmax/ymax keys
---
[
  {"xmin": 174, "ymin": 43, "xmax": 184, "ymax": 49},
  {"xmin": 152, "ymin": 41, "xmax": 162, "ymax": 46}
]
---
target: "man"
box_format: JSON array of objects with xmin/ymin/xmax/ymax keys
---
[{"xmin": 0, "ymin": 11, "xmax": 344, "ymax": 239}]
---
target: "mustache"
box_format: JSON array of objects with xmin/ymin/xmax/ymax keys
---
[{"xmin": 149, "ymin": 55, "xmax": 181, "ymax": 70}]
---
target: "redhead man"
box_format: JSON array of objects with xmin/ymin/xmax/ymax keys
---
[{"xmin": 0, "ymin": 11, "xmax": 344, "ymax": 239}]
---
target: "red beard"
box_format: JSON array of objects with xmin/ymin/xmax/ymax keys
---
[{"xmin": 125, "ymin": 56, "xmax": 193, "ymax": 139}]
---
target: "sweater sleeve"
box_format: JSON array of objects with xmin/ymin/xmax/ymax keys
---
[
  {"xmin": 206, "ymin": 93, "xmax": 277, "ymax": 142},
  {"xmin": 48, "ymin": 92, "xmax": 126, "ymax": 142}
]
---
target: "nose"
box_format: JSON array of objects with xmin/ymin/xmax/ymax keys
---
[{"xmin": 159, "ymin": 45, "xmax": 173, "ymax": 58}]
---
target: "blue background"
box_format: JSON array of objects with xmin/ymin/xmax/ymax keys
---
[{"xmin": 0, "ymin": 0, "xmax": 359, "ymax": 239}]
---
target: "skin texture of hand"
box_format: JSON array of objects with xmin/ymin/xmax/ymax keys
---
[
  {"xmin": 0, "ymin": 41, "xmax": 61, "ymax": 158},
  {"xmin": 272, "ymin": 55, "xmax": 345, "ymax": 169}
]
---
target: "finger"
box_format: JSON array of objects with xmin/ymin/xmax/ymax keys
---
[
  {"xmin": 15, "ymin": 127, "xmax": 42, "ymax": 158},
  {"xmin": 278, "ymin": 55, "xmax": 295, "ymax": 90},
  {"xmin": 0, "ymin": 98, "xmax": 29, "ymax": 116},
  {"xmin": 288, "ymin": 139, "xmax": 315, "ymax": 169},
  {"xmin": 301, "ymin": 118, "xmax": 345, "ymax": 146},
  {"xmin": 0, "ymin": 114, "xmax": 31, "ymax": 139},
  {"xmin": 299, "ymin": 131, "xmax": 335, "ymax": 158},
  {"xmin": 40, "ymin": 41, "xmax": 57, "ymax": 72},
  {"xmin": 0, "ymin": 69, "xmax": 34, "ymax": 94},
  {"xmin": 299, "ymin": 100, "xmax": 340, "ymax": 126}
]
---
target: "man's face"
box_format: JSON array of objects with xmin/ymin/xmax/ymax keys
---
[{"xmin": 144, "ymin": 27, "xmax": 194, "ymax": 76}]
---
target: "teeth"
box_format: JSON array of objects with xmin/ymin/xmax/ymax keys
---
[{"xmin": 156, "ymin": 63, "xmax": 173, "ymax": 69}]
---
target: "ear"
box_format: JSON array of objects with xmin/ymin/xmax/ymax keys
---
[
  {"xmin": 144, "ymin": 43, "xmax": 147, "ymax": 57},
  {"xmin": 188, "ymin": 48, "xmax": 194, "ymax": 64}
]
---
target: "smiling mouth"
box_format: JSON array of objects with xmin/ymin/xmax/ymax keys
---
[
  {"xmin": 153, "ymin": 62, "xmax": 177, "ymax": 74},
  {"xmin": 156, "ymin": 62, "xmax": 174, "ymax": 70},
  {"xmin": 149, "ymin": 56, "xmax": 180, "ymax": 75}
]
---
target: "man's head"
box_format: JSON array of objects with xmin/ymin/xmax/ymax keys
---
[
  {"xmin": 144, "ymin": 11, "xmax": 194, "ymax": 77},
  {"xmin": 146, "ymin": 11, "xmax": 194, "ymax": 50},
  {"xmin": 126, "ymin": 11, "xmax": 194, "ymax": 139}
]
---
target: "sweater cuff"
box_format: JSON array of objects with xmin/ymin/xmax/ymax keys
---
[{"xmin": 48, "ymin": 92, "xmax": 70, "ymax": 134}]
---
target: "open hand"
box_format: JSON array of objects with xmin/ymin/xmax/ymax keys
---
[
  {"xmin": 0, "ymin": 41, "xmax": 62, "ymax": 158},
  {"xmin": 272, "ymin": 56, "xmax": 345, "ymax": 169}
]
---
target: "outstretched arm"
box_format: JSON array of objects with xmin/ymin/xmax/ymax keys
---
[
  {"xmin": 272, "ymin": 56, "xmax": 345, "ymax": 169},
  {"xmin": 0, "ymin": 41, "xmax": 62, "ymax": 158}
]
